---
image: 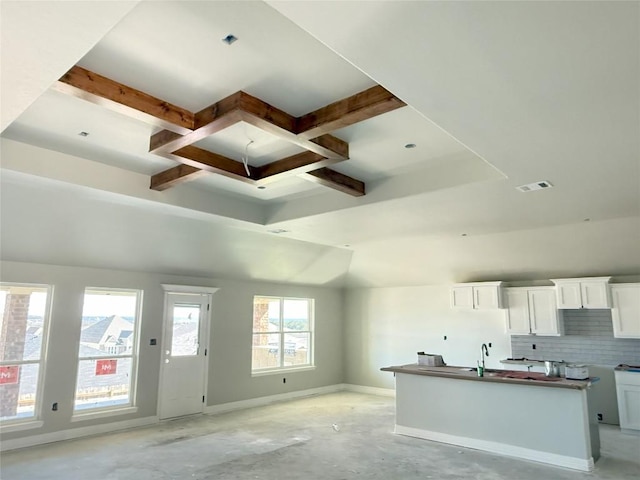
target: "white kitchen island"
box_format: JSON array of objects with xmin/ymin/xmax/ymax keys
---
[{"xmin": 381, "ymin": 364, "xmax": 600, "ymax": 472}]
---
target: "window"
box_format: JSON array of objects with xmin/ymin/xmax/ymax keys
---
[
  {"xmin": 74, "ymin": 288, "xmax": 141, "ymax": 413},
  {"xmin": 0, "ymin": 284, "xmax": 51, "ymax": 423},
  {"xmin": 251, "ymin": 296, "xmax": 313, "ymax": 373}
]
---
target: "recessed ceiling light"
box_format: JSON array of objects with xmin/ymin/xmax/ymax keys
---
[
  {"xmin": 267, "ymin": 229, "xmax": 289, "ymax": 234},
  {"xmin": 222, "ymin": 34, "xmax": 238, "ymax": 45},
  {"xmin": 404, "ymin": 143, "xmax": 417, "ymax": 149},
  {"xmin": 516, "ymin": 180, "xmax": 553, "ymax": 192},
  {"xmin": 78, "ymin": 131, "xmax": 89, "ymax": 137},
  {"xmin": 257, "ymin": 185, "xmax": 266, "ymax": 190}
]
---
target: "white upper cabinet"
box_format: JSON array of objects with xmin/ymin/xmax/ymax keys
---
[
  {"xmin": 450, "ymin": 286, "xmax": 474, "ymax": 309},
  {"xmin": 551, "ymin": 277, "xmax": 612, "ymax": 309},
  {"xmin": 611, "ymin": 284, "xmax": 640, "ymax": 339},
  {"xmin": 505, "ymin": 289, "xmax": 530, "ymax": 334},
  {"xmin": 506, "ymin": 287, "xmax": 561, "ymax": 336},
  {"xmin": 554, "ymin": 281, "xmax": 582, "ymax": 308},
  {"xmin": 450, "ymin": 282, "xmax": 503, "ymax": 309}
]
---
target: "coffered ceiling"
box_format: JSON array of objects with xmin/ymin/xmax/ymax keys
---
[{"xmin": 1, "ymin": 1, "xmax": 638, "ymax": 287}]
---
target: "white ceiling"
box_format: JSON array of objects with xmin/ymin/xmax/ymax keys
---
[{"xmin": 1, "ymin": 1, "xmax": 639, "ymax": 287}]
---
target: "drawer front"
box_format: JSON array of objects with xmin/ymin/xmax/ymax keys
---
[{"xmin": 615, "ymin": 370, "xmax": 640, "ymax": 386}]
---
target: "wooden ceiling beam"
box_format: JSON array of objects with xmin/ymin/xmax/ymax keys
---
[
  {"xmin": 255, "ymin": 152, "xmax": 335, "ymax": 184},
  {"xmin": 150, "ymin": 90, "xmax": 349, "ymax": 159},
  {"xmin": 151, "ymin": 155, "xmax": 361, "ymax": 194},
  {"xmin": 236, "ymin": 92, "xmax": 348, "ymax": 160},
  {"xmin": 296, "ymin": 85, "xmax": 406, "ymax": 139},
  {"xmin": 54, "ymin": 66, "xmax": 194, "ymax": 134},
  {"xmin": 168, "ymin": 146, "xmax": 258, "ymax": 183},
  {"xmin": 299, "ymin": 168, "xmax": 365, "ymax": 197},
  {"xmin": 150, "ymin": 164, "xmax": 208, "ymax": 191},
  {"xmin": 237, "ymin": 91, "xmax": 297, "ymax": 135},
  {"xmin": 306, "ymin": 134, "xmax": 349, "ymax": 160},
  {"xmin": 55, "ymin": 66, "xmax": 377, "ymax": 197},
  {"xmin": 150, "ymin": 93, "xmax": 244, "ymax": 154}
]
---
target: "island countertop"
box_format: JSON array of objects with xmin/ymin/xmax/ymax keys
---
[{"xmin": 381, "ymin": 364, "xmax": 596, "ymax": 390}]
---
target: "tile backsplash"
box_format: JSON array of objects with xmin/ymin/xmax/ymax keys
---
[{"xmin": 511, "ymin": 309, "xmax": 640, "ymax": 366}]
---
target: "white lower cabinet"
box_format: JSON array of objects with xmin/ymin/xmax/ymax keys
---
[
  {"xmin": 615, "ymin": 371, "xmax": 640, "ymax": 432},
  {"xmin": 611, "ymin": 284, "xmax": 640, "ymax": 339},
  {"xmin": 506, "ymin": 287, "xmax": 561, "ymax": 336}
]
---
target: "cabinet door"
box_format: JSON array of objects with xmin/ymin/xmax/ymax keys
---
[
  {"xmin": 506, "ymin": 290, "xmax": 530, "ymax": 334},
  {"xmin": 451, "ymin": 286, "xmax": 473, "ymax": 308},
  {"xmin": 529, "ymin": 289, "xmax": 561, "ymax": 335},
  {"xmin": 581, "ymin": 282, "xmax": 611, "ymax": 308},
  {"xmin": 474, "ymin": 285, "xmax": 501, "ymax": 309},
  {"xmin": 616, "ymin": 384, "xmax": 640, "ymax": 431},
  {"xmin": 556, "ymin": 282, "xmax": 582, "ymax": 309},
  {"xmin": 611, "ymin": 285, "xmax": 640, "ymax": 338}
]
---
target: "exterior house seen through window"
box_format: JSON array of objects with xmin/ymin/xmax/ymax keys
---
[
  {"xmin": 74, "ymin": 288, "xmax": 141, "ymax": 413},
  {"xmin": 252, "ymin": 296, "xmax": 314, "ymax": 373},
  {"xmin": 0, "ymin": 284, "xmax": 52, "ymax": 423}
]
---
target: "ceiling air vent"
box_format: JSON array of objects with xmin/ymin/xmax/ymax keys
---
[{"xmin": 516, "ymin": 181, "xmax": 553, "ymax": 193}]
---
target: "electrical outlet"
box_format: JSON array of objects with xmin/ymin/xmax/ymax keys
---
[
  {"xmin": 149, "ymin": 338, "xmax": 157, "ymax": 346},
  {"xmin": 443, "ymin": 335, "xmax": 447, "ymax": 340},
  {"xmin": 532, "ymin": 344, "xmax": 536, "ymax": 350},
  {"xmin": 597, "ymin": 413, "xmax": 603, "ymax": 421},
  {"xmin": 283, "ymin": 378, "xmax": 286, "ymax": 384},
  {"xmin": 488, "ymin": 342, "xmax": 492, "ymax": 348},
  {"xmin": 52, "ymin": 402, "xmax": 58, "ymax": 411}
]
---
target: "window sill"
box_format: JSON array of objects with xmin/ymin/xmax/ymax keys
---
[
  {"xmin": 252, "ymin": 365, "xmax": 316, "ymax": 377},
  {"xmin": 0, "ymin": 420, "xmax": 44, "ymax": 433},
  {"xmin": 71, "ymin": 406, "xmax": 138, "ymax": 422}
]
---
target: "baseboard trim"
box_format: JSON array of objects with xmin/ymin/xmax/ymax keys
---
[
  {"xmin": 204, "ymin": 384, "xmax": 345, "ymax": 415},
  {"xmin": 395, "ymin": 425, "xmax": 594, "ymax": 472},
  {"xmin": 0, "ymin": 415, "xmax": 159, "ymax": 452},
  {"xmin": 342, "ymin": 383, "xmax": 396, "ymax": 397},
  {"xmin": 1, "ymin": 383, "xmax": 394, "ymax": 451}
]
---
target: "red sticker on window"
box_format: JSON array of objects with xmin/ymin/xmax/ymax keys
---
[
  {"xmin": 0, "ymin": 365, "xmax": 20, "ymax": 385},
  {"xmin": 95, "ymin": 359, "xmax": 117, "ymax": 376}
]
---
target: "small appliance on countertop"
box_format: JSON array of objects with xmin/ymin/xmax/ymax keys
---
[
  {"xmin": 417, "ymin": 352, "xmax": 445, "ymax": 366},
  {"xmin": 565, "ymin": 364, "xmax": 589, "ymax": 380},
  {"xmin": 544, "ymin": 361, "xmax": 561, "ymax": 377}
]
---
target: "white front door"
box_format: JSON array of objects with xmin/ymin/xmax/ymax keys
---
[{"xmin": 159, "ymin": 292, "xmax": 210, "ymax": 420}]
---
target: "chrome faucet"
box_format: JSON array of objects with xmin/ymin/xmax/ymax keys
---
[{"xmin": 481, "ymin": 343, "xmax": 490, "ymax": 369}]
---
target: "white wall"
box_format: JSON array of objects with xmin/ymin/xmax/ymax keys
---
[
  {"xmin": 344, "ymin": 285, "xmax": 512, "ymax": 388},
  {"xmin": 0, "ymin": 261, "xmax": 343, "ymax": 443}
]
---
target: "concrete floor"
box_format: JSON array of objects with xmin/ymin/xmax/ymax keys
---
[{"xmin": 1, "ymin": 392, "xmax": 638, "ymax": 479}]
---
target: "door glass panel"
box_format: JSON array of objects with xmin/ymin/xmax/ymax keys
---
[{"xmin": 171, "ymin": 304, "xmax": 201, "ymax": 357}]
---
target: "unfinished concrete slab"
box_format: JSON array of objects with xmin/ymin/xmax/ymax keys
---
[{"xmin": 1, "ymin": 392, "xmax": 638, "ymax": 479}]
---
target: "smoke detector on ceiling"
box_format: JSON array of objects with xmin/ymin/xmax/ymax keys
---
[{"xmin": 516, "ymin": 181, "xmax": 553, "ymax": 193}]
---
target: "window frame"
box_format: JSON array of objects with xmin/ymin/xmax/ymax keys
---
[
  {"xmin": 0, "ymin": 283, "xmax": 53, "ymax": 426},
  {"xmin": 72, "ymin": 287, "xmax": 142, "ymax": 417},
  {"xmin": 251, "ymin": 296, "xmax": 315, "ymax": 375}
]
